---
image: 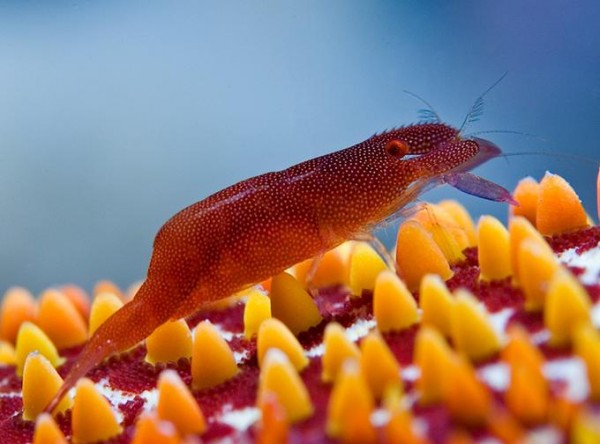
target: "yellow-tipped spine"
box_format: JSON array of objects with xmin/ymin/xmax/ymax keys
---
[
  {"xmin": 33, "ymin": 413, "xmax": 68, "ymax": 444},
  {"xmin": 257, "ymin": 348, "xmax": 313, "ymax": 424},
  {"xmin": 22, "ymin": 352, "xmax": 72, "ymax": 421},
  {"xmin": 71, "ymin": 378, "xmax": 122, "ymax": 443},
  {"xmin": 510, "ymin": 176, "xmax": 539, "ymax": 224},
  {"xmin": 326, "ymin": 360, "xmax": 375, "ymax": 442},
  {"xmin": 396, "ymin": 220, "xmax": 452, "ymax": 291},
  {"xmin": 191, "ymin": 321, "xmax": 239, "ymax": 390},
  {"xmin": 257, "ymin": 318, "xmax": 308, "ymax": 371},
  {"xmin": 383, "ymin": 385, "xmax": 426, "ymax": 444},
  {"xmin": 321, "ymin": 322, "xmax": 361, "ymax": 383},
  {"xmin": 145, "ymin": 319, "xmax": 192, "ymax": 365},
  {"xmin": 537, "ymin": 171, "xmax": 588, "ymax": 235},
  {"xmin": 256, "ymin": 392, "xmax": 289, "ymax": 444},
  {"xmin": 505, "ymin": 364, "xmax": 548, "ymax": 425},
  {"xmin": 450, "ymin": 290, "xmax": 501, "ymax": 362},
  {"xmin": 349, "ymin": 242, "xmax": 388, "ymax": 296},
  {"xmin": 0, "ymin": 340, "xmax": 16, "ymax": 365},
  {"xmin": 131, "ymin": 413, "xmax": 179, "ymax": 444},
  {"xmin": 477, "ymin": 216, "xmax": 511, "ymax": 281},
  {"xmin": 414, "ymin": 327, "xmax": 455, "ymax": 405},
  {"xmin": 518, "ymin": 237, "xmax": 560, "ymax": 311},
  {"xmin": 574, "ymin": 326, "xmax": 600, "ymax": 401},
  {"xmin": 509, "ymin": 216, "xmax": 553, "ymax": 285},
  {"xmin": 37, "ymin": 289, "xmax": 87, "ymax": 349},
  {"xmin": 269, "ymin": 272, "xmax": 322, "ymax": 335},
  {"xmin": 373, "ymin": 270, "xmax": 419, "ymax": 333},
  {"xmin": 88, "ymin": 292, "xmax": 123, "ymax": 336},
  {"xmin": 438, "ymin": 199, "xmax": 477, "ymax": 247},
  {"xmin": 544, "ymin": 269, "xmax": 592, "ymax": 346},
  {"xmin": 15, "ymin": 322, "xmax": 64, "ymax": 378},
  {"xmin": 243, "ymin": 288, "xmax": 271, "ymax": 339},
  {"xmin": 157, "ymin": 369, "xmax": 207, "ymax": 436},
  {"xmin": 419, "ymin": 274, "xmax": 454, "ymax": 337},
  {"xmin": 359, "ymin": 332, "xmax": 402, "ymax": 399},
  {"xmin": 442, "ymin": 357, "xmax": 491, "ymax": 426},
  {"xmin": 0, "ymin": 286, "xmax": 37, "ymax": 344},
  {"xmin": 412, "ymin": 204, "xmax": 470, "ymax": 264}
]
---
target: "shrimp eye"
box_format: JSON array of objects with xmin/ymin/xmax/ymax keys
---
[{"xmin": 384, "ymin": 139, "xmax": 409, "ymax": 158}]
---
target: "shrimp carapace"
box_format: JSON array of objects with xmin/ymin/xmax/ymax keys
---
[{"xmin": 45, "ymin": 122, "xmax": 510, "ymax": 413}]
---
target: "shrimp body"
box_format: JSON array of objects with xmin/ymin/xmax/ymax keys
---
[{"xmin": 47, "ymin": 123, "xmax": 504, "ymax": 411}]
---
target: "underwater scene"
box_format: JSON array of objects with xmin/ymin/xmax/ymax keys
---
[{"xmin": 0, "ymin": 2, "xmax": 599, "ymax": 443}]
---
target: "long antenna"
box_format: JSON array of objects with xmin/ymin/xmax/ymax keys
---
[
  {"xmin": 403, "ymin": 90, "xmax": 441, "ymax": 123},
  {"xmin": 501, "ymin": 151, "xmax": 600, "ymax": 166},
  {"xmin": 458, "ymin": 72, "xmax": 508, "ymax": 134},
  {"xmin": 467, "ymin": 129, "xmax": 542, "ymax": 139}
]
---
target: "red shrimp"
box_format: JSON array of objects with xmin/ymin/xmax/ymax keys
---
[{"xmin": 45, "ymin": 122, "xmax": 510, "ymax": 412}]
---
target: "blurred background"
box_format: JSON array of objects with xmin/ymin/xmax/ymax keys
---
[{"xmin": 0, "ymin": 0, "xmax": 598, "ymax": 294}]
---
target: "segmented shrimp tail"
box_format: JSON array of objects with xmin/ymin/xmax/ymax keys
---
[{"xmin": 44, "ymin": 280, "xmax": 175, "ymax": 414}]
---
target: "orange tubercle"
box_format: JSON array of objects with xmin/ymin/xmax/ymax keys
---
[
  {"xmin": 450, "ymin": 290, "xmax": 501, "ymax": 362},
  {"xmin": 502, "ymin": 329, "xmax": 548, "ymax": 425},
  {"xmin": 59, "ymin": 284, "xmax": 91, "ymax": 322},
  {"xmin": 131, "ymin": 413, "xmax": 180, "ymax": 444},
  {"xmin": 15, "ymin": 322, "xmax": 64, "ymax": 378},
  {"xmin": 536, "ymin": 172, "xmax": 588, "ymax": 235},
  {"xmin": 414, "ymin": 327, "xmax": 455, "ymax": 405},
  {"xmin": 33, "ymin": 413, "xmax": 68, "ymax": 444},
  {"xmin": 157, "ymin": 369, "xmax": 207, "ymax": 436},
  {"xmin": 419, "ymin": 274, "xmax": 454, "ymax": 337},
  {"xmin": 501, "ymin": 326, "xmax": 545, "ymax": 372},
  {"xmin": 145, "ymin": 319, "xmax": 192, "ymax": 365},
  {"xmin": 349, "ymin": 242, "xmax": 388, "ymax": 296},
  {"xmin": 0, "ymin": 340, "xmax": 15, "ymax": 365},
  {"xmin": 257, "ymin": 349, "xmax": 314, "ymax": 424},
  {"xmin": 510, "ymin": 176, "xmax": 539, "ymax": 224},
  {"xmin": 505, "ymin": 365, "xmax": 548, "ymax": 425},
  {"xmin": 289, "ymin": 244, "xmax": 349, "ymax": 288},
  {"xmin": 243, "ymin": 288, "xmax": 271, "ymax": 339},
  {"xmin": 442, "ymin": 357, "xmax": 492, "ymax": 426},
  {"xmin": 93, "ymin": 280, "xmax": 126, "ymax": 302},
  {"xmin": 256, "ymin": 393, "xmax": 289, "ymax": 444},
  {"xmin": 438, "ymin": 199, "xmax": 477, "ymax": 247},
  {"xmin": 88, "ymin": 292, "xmax": 124, "ymax": 336},
  {"xmin": 486, "ymin": 410, "xmax": 525, "ymax": 444},
  {"xmin": 0, "ymin": 286, "xmax": 37, "ymax": 344},
  {"xmin": 257, "ymin": 318, "xmax": 308, "ymax": 371},
  {"xmin": 373, "ymin": 270, "xmax": 419, "ymax": 332},
  {"xmin": 191, "ymin": 321, "xmax": 238, "ymax": 390},
  {"xmin": 37, "ymin": 289, "xmax": 87, "ymax": 350},
  {"xmin": 22, "ymin": 352, "xmax": 72, "ymax": 420},
  {"xmin": 477, "ymin": 215, "xmax": 511, "ymax": 281},
  {"xmin": 508, "ymin": 216, "xmax": 553, "ymax": 285},
  {"xmin": 396, "ymin": 220, "xmax": 453, "ymax": 291},
  {"xmin": 71, "ymin": 378, "xmax": 122, "ymax": 443},
  {"xmin": 326, "ymin": 360, "xmax": 375, "ymax": 442},
  {"xmin": 517, "ymin": 237, "xmax": 560, "ymax": 311},
  {"xmin": 359, "ymin": 332, "xmax": 402, "ymax": 399},
  {"xmin": 412, "ymin": 204, "xmax": 470, "ymax": 263},
  {"xmin": 574, "ymin": 326, "xmax": 600, "ymax": 401},
  {"xmin": 544, "ymin": 268, "xmax": 592, "ymax": 346},
  {"xmin": 321, "ymin": 322, "xmax": 361, "ymax": 383},
  {"xmin": 269, "ymin": 272, "xmax": 322, "ymax": 335},
  {"xmin": 384, "ymin": 403, "xmax": 428, "ymax": 444}
]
